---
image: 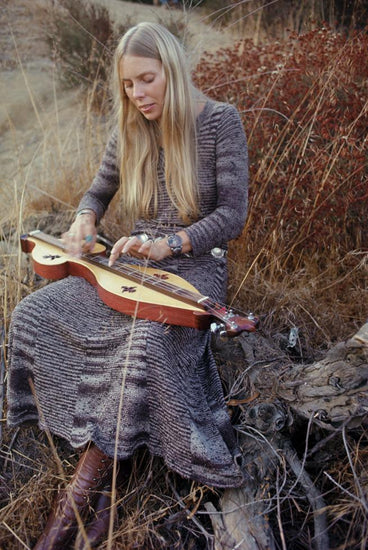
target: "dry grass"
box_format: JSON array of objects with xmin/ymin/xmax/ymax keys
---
[{"xmin": 0, "ymin": 428, "xmax": 217, "ymax": 549}]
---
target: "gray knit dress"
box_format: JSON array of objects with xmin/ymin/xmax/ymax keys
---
[{"xmin": 7, "ymin": 100, "xmax": 249, "ymax": 488}]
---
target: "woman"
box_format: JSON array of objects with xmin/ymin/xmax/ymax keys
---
[{"xmin": 7, "ymin": 22, "xmax": 249, "ymax": 549}]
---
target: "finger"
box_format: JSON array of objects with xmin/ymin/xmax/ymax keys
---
[
  {"xmin": 109, "ymin": 243, "xmax": 126, "ymax": 266},
  {"xmin": 121, "ymin": 236, "xmax": 137, "ymax": 254},
  {"xmin": 64, "ymin": 231, "xmax": 83, "ymax": 257},
  {"xmin": 108, "ymin": 248, "xmax": 121, "ymax": 267},
  {"xmin": 138, "ymin": 240, "xmax": 153, "ymax": 255},
  {"xmin": 81, "ymin": 234, "xmax": 96, "ymax": 253},
  {"xmin": 109, "ymin": 238, "xmax": 124, "ymax": 260},
  {"xmin": 109, "ymin": 236, "xmax": 136, "ymax": 266},
  {"xmin": 61, "ymin": 230, "xmax": 77, "ymax": 243}
]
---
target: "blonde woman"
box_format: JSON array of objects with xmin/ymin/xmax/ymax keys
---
[{"xmin": 7, "ymin": 22, "xmax": 249, "ymax": 549}]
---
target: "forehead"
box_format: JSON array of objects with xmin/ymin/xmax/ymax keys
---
[{"xmin": 119, "ymin": 55, "xmax": 163, "ymax": 79}]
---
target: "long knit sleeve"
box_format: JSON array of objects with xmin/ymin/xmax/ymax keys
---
[{"xmin": 184, "ymin": 104, "xmax": 248, "ymax": 257}]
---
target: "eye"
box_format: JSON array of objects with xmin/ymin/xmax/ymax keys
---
[{"xmin": 123, "ymin": 81, "xmax": 132, "ymax": 90}]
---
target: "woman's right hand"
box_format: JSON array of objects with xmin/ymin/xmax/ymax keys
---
[{"xmin": 63, "ymin": 210, "xmax": 97, "ymax": 257}]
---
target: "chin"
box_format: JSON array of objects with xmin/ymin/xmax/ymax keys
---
[
  {"xmin": 142, "ymin": 107, "xmax": 162, "ymax": 121},
  {"xmin": 145, "ymin": 111, "xmax": 161, "ymax": 121}
]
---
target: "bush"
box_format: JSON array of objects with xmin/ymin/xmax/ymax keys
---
[
  {"xmin": 195, "ymin": 26, "xmax": 367, "ymax": 342},
  {"xmin": 45, "ymin": 0, "xmax": 130, "ymax": 110},
  {"xmin": 196, "ymin": 27, "xmax": 367, "ymax": 259},
  {"xmin": 45, "ymin": 0, "xmax": 191, "ymax": 111}
]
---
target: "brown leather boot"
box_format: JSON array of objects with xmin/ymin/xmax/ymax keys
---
[
  {"xmin": 75, "ymin": 459, "xmax": 131, "ymax": 549},
  {"xmin": 34, "ymin": 444, "xmax": 113, "ymax": 550},
  {"xmin": 74, "ymin": 486, "xmax": 114, "ymax": 549}
]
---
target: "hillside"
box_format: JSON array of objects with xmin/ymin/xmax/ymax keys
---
[{"xmin": 0, "ymin": 0, "xmax": 238, "ymax": 225}]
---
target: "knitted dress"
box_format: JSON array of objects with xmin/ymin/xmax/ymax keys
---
[{"xmin": 7, "ymin": 100, "xmax": 249, "ymax": 488}]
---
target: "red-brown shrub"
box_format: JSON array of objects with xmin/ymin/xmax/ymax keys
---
[{"xmin": 195, "ymin": 27, "xmax": 367, "ymax": 268}]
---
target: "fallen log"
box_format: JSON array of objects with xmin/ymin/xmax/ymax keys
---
[{"xmin": 207, "ymin": 322, "xmax": 368, "ymax": 549}]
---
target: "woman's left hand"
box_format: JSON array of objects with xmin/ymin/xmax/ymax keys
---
[{"xmin": 109, "ymin": 235, "xmax": 170, "ymax": 266}]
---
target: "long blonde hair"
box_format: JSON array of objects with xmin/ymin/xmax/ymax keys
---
[{"xmin": 113, "ymin": 22, "xmax": 200, "ymax": 224}]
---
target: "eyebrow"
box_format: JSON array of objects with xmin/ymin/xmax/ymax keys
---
[{"xmin": 121, "ymin": 71, "xmax": 155, "ymax": 82}]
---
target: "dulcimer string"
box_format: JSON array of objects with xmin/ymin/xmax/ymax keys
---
[{"xmin": 28, "ymin": 230, "xmax": 247, "ymax": 328}]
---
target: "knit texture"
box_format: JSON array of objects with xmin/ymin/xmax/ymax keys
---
[{"xmin": 7, "ymin": 100, "xmax": 249, "ymax": 488}]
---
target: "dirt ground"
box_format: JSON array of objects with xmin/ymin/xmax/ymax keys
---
[{"xmin": 1, "ymin": 0, "xmax": 84, "ymax": 224}]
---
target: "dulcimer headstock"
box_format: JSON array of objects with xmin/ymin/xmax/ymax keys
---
[
  {"xmin": 223, "ymin": 313, "xmax": 259, "ymax": 337},
  {"xmin": 206, "ymin": 303, "xmax": 259, "ymax": 337}
]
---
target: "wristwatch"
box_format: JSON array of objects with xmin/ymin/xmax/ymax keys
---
[{"xmin": 167, "ymin": 234, "xmax": 183, "ymax": 256}]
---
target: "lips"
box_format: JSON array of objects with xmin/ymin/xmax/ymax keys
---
[{"xmin": 139, "ymin": 103, "xmax": 155, "ymax": 113}]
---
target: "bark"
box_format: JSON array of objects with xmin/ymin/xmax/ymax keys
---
[{"xmin": 277, "ymin": 323, "xmax": 368, "ymax": 428}]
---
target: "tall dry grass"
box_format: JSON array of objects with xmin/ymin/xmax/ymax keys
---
[{"xmin": 0, "ymin": 1, "xmax": 367, "ymax": 549}]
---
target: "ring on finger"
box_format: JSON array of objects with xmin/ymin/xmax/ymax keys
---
[{"xmin": 135, "ymin": 233, "xmax": 151, "ymax": 244}]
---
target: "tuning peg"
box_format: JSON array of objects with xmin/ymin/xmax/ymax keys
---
[{"xmin": 210, "ymin": 322, "xmax": 227, "ymax": 337}]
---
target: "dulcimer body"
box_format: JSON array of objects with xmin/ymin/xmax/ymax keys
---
[{"xmin": 21, "ymin": 231, "xmax": 258, "ymax": 335}]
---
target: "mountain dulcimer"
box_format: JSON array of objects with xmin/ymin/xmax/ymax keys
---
[{"xmin": 21, "ymin": 230, "xmax": 258, "ymax": 336}]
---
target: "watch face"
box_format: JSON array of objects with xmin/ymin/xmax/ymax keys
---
[
  {"xmin": 168, "ymin": 235, "xmax": 181, "ymax": 247},
  {"xmin": 168, "ymin": 234, "xmax": 183, "ymax": 255}
]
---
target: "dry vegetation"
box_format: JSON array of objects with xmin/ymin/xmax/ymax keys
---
[{"xmin": 0, "ymin": 1, "xmax": 367, "ymax": 549}]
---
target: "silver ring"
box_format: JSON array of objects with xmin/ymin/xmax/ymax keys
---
[{"xmin": 135, "ymin": 233, "xmax": 151, "ymax": 244}]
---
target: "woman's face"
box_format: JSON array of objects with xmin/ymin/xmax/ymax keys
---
[{"xmin": 120, "ymin": 55, "xmax": 167, "ymax": 121}]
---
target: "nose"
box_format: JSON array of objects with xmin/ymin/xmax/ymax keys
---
[{"xmin": 132, "ymin": 83, "xmax": 144, "ymax": 99}]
